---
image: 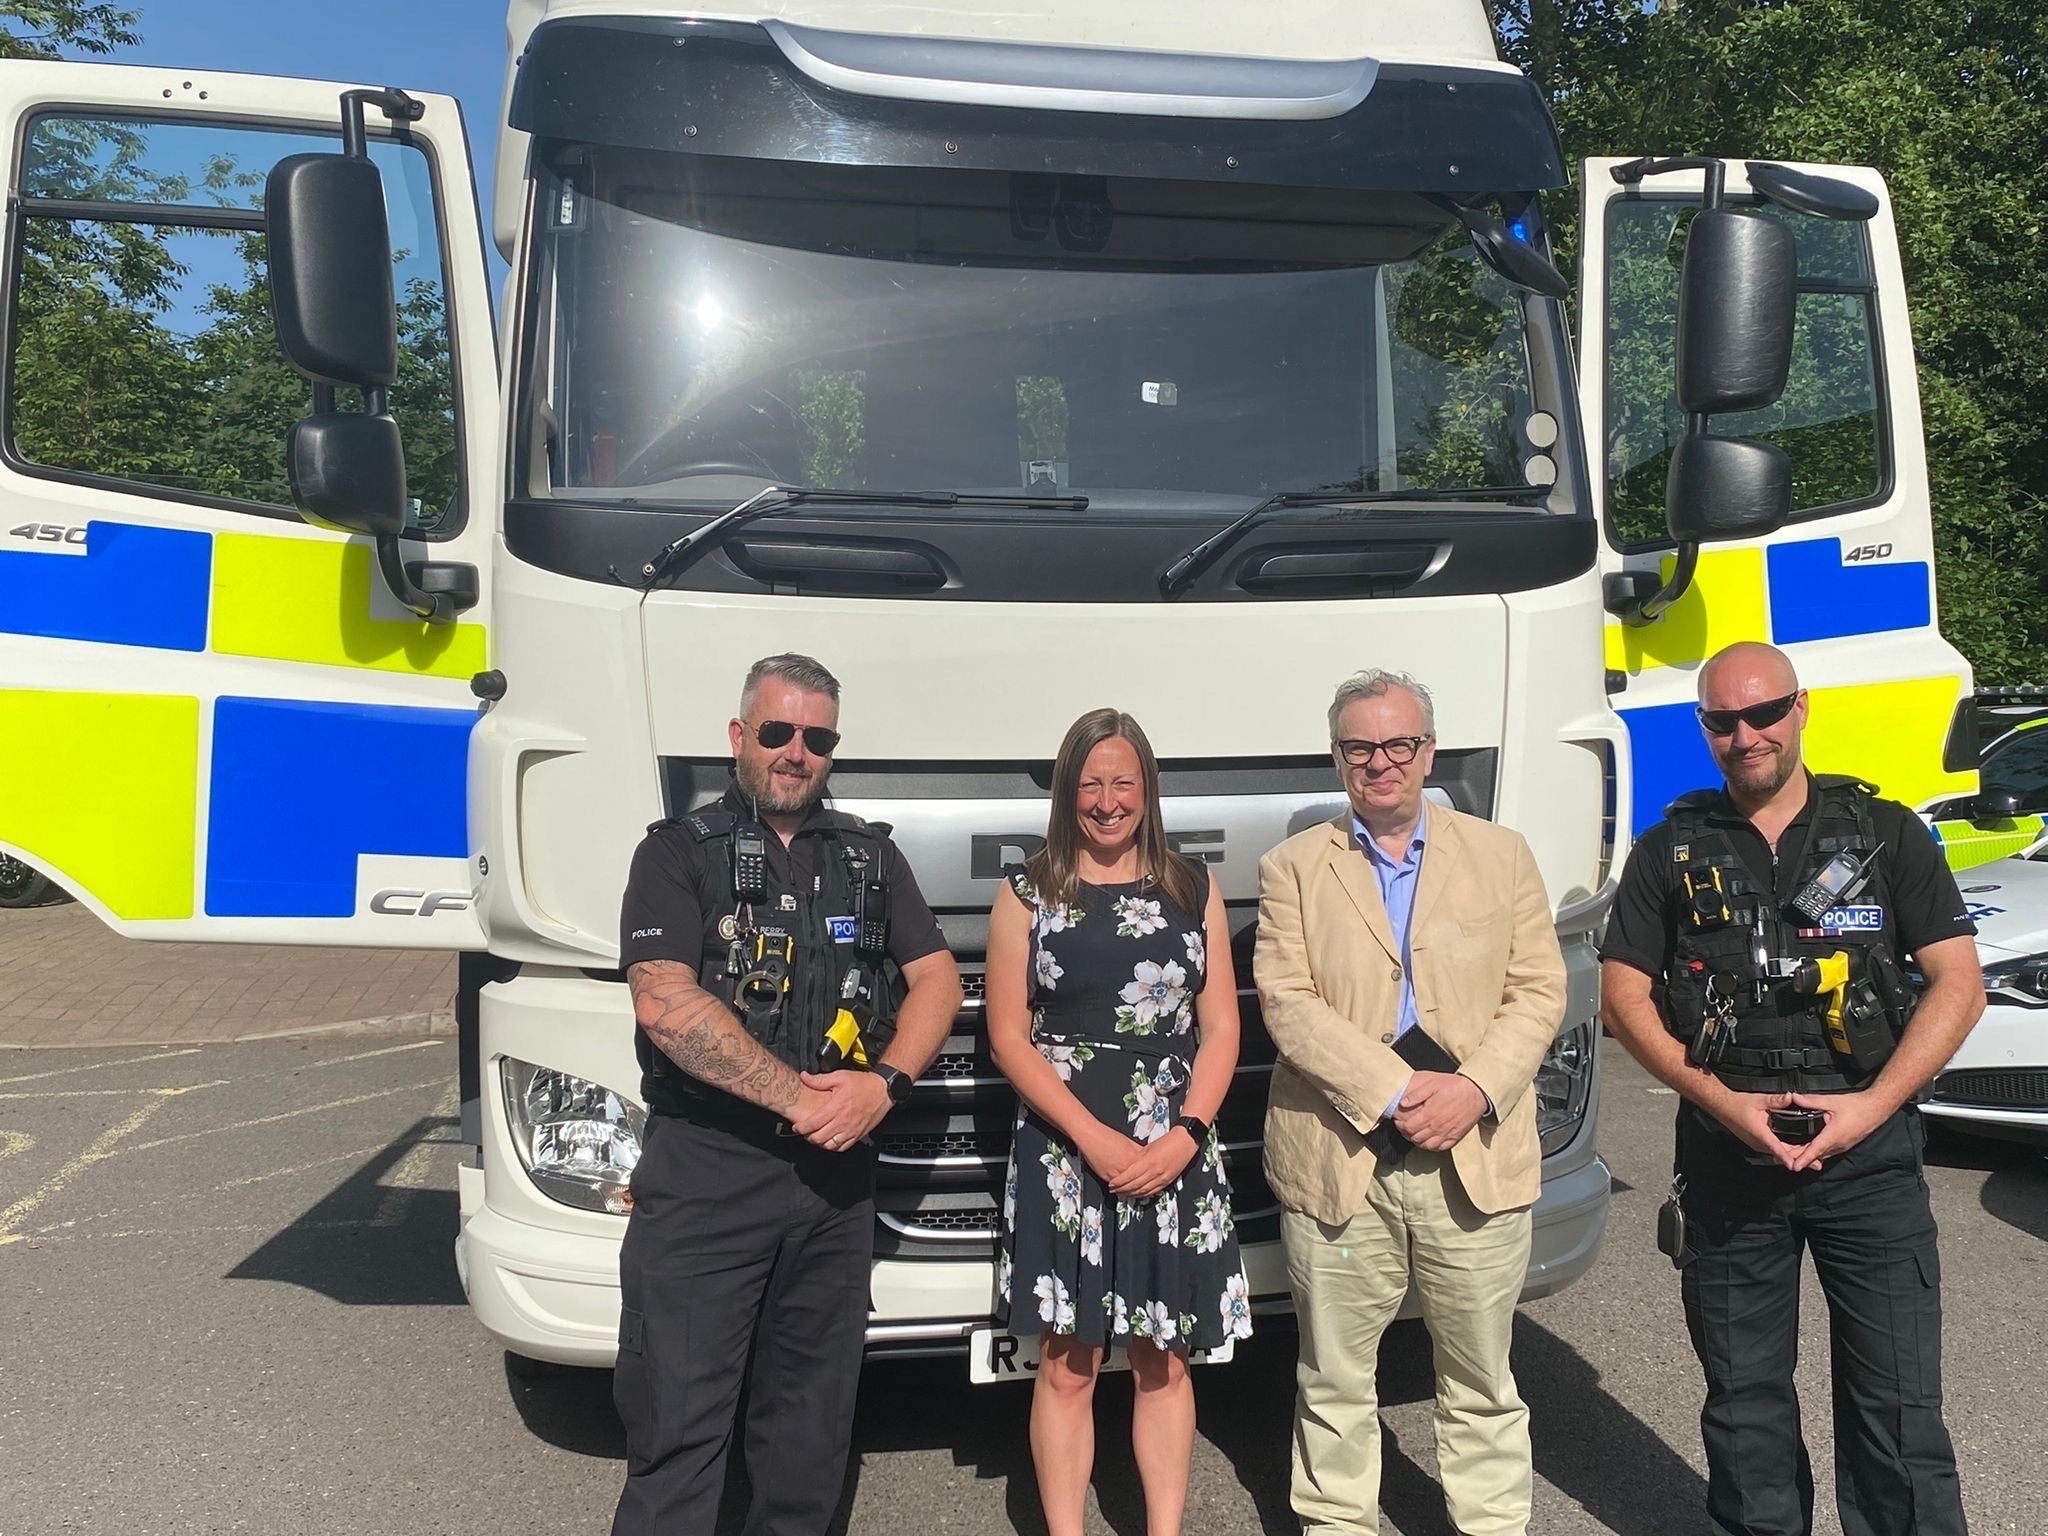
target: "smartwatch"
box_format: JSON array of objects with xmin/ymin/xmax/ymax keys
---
[
  {"xmin": 874, "ymin": 1062, "xmax": 915, "ymax": 1106},
  {"xmin": 1176, "ymin": 1112, "xmax": 1211, "ymax": 1145}
]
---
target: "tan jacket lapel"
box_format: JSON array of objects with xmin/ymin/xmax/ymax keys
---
[
  {"xmin": 1410, "ymin": 799, "xmax": 1455, "ymax": 938},
  {"xmin": 1321, "ymin": 816, "xmax": 1400, "ymax": 965}
]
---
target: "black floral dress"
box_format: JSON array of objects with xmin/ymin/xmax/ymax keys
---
[{"xmin": 995, "ymin": 866, "xmax": 1252, "ymax": 1354}]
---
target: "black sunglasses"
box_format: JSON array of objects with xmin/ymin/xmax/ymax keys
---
[
  {"xmin": 1696, "ymin": 690, "xmax": 1801, "ymax": 737},
  {"xmin": 753, "ymin": 720, "xmax": 841, "ymax": 756}
]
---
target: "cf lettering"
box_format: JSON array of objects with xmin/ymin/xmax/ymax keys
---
[{"xmin": 369, "ymin": 888, "xmax": 474, "ymax": 916}]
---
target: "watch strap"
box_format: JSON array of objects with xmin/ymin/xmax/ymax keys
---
[
  {"xmin": 1176, "ymin": 1112, "xmax": 1211, "ymax": 1145},
  {"xmin": 875, "ymin": 1062, "xmax": 914, "ymax": 1104}
]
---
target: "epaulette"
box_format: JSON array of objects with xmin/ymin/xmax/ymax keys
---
[
  {"xmin": 678, "ymin": 807, "xmax": 738, "ymax": 841},
  {"xmin": 1812, "ymin": 773, "xmax": 1881, "ymax": 797},
  {"xmin": 1663, "ymin": 788, "xmax": 1722, "ymax": 817}
]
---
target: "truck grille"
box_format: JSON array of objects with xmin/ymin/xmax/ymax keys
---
[
  {"xmin": 1932, "ymin": 1068, "xmax": 2048, "ymax": 1111},
  {"xmin": 877, "ymin": 964, "xmax": 1278, "ymax": 1259}
]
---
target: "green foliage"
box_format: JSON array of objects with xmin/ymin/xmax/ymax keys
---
[
  {"xmin": 1498, "ymin": 0, "xmax": 2048, "ymax": 681},
  {"xmin": 0, "ymin": 1, "xmax": 139, "ymax": 59}
]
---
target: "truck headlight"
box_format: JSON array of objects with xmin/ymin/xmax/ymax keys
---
[
  {"xmin": 500, "ymin": 1057, "xmax": 645, "ymax": 1214},
  {"xmin": 1535, "ymin": 1019, "xmax": 1595, "ymax": 1156}
]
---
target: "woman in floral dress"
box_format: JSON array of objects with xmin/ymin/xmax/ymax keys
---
[{"xmin": 987, "ymin": 708, "xmax": 1250, "ymax": 1536}]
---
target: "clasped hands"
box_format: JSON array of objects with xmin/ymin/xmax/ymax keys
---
[
  {"xmin": 789, "ymin": 1069, "xmax": 893, "ymax": 1151},
  {"xmin": 1081, "ymin": 1124, "xmax": 1200, "ymax": 1201},
  {"xmin": 1392, "ymin": 1069, "xmax": 1488, "ymax": 1152}
]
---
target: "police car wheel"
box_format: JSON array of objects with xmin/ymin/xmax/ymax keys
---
[{"xmin": 0, "ymin": 853, "xmax": 58, "ymax": 909}]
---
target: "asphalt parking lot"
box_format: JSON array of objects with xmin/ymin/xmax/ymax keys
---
[{"xmin": 0, "ymin": 1035, "xmax": 2041, "ymax": 1535}]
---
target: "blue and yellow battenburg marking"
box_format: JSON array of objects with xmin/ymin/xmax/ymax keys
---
[
  {"xmin": 0, "ymin": 519, "xmax": 485, "ymax": 921},
  {"xmin": 1605, "ymin": 535, "xmax": 1973, "ymax": 838}
]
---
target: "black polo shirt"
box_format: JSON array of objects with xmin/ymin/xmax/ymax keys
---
[
  {"xmin": 1601, "ymin": 773, "xmax": 1976, "ymax": 984},
  {"xmin": 618, "ymin": 783, "xmax": 947, "ymax": 977}
]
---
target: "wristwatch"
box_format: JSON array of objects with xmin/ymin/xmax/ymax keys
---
[
  {"xmin": 1176, "ymin": 1112, "xmax": 1211, "ymax": 1145},
  {"xmin": 874, "ymin": 1062, "xmax": 915, "ymax": 1105}
]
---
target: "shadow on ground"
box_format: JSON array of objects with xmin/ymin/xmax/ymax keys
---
[
  {"xmin": 506, "ymin": 1310, "xmax": 1700, "ymax": 1536},
  {"xmin": 226, "ymin": 1113, "xmax": 465, "ymax": 1306}
]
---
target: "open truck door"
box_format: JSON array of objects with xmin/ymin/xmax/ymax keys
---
[
  {"xmin": 0, "ymin": 63, "xmax": 497, "ymax": 945},
  {"xmin": 1583, "ymin": 157, "xmax": 1976, "ymax": 846}
]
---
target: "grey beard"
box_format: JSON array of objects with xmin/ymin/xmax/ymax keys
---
[{"xmin": 737, "ymin": 759, "xmax": 826, "ymax": 816}]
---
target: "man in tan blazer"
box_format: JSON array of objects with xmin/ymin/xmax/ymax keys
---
[{"xmin": 1255, "ymin": 668, "xmax": 1565, "ymax": 1536}]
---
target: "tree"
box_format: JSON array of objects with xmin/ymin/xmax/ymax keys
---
[
  {"xmin": 0, "ymin": 2, "xmax": 139, "ymax": 59},
  {"xmin": 1497, "ymin": 0, "xmax": 2048, "ymax": 681}
]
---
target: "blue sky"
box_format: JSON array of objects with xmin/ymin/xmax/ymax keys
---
[
  {"xmin": 86, "ymin": 0, "xmax": 514, "ymax": 321},
  {"xmin": 114, "ymin": 0, "xmax": 510, "ymax": 202}
]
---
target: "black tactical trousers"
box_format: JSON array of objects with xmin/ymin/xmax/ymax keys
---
[
  {"xmin": 611, "ymin": 1112, "xmax": 874, "ymax": 1536},
  {"xmin": 1676, "ymin": 1105, "xmax": 1966, "ymax": 1536}
]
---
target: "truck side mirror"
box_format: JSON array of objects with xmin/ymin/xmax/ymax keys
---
[
  {"xmin": 288, "ymin": 413, "xmax": 406, "ymax": 539},
  {"xmin": 266, "ymin": 154, "xmax": 399, "ymax": 390},
  {"xmin": 1674, "ymin": 209, "xmax": 1797, "ymax": 415},
  {"xmin": 261, "ymin": 88, "xmax": 474, "ymax": 623},
  {"xmin": 1665, "ymin": 433, "xmax": 1789, "ymax": 543}
]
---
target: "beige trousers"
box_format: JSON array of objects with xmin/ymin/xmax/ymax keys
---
[{"xmin": 1281, "ymin": 1150, "xmax": 1533, "ymax": 1536}]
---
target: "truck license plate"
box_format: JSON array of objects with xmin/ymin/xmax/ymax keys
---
[{"xmin": 967, "ymin": 1328, "xmax": 1235, "ymax": 1385}]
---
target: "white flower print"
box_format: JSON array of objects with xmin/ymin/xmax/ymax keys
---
[
  {"xmin": 1155, "ymin": 1195, "xmax": 1181, "ymax": 1247},
  {"xmin": 1123, "ymin": 1065, "xmax": 1175, "ymax": 1144},
  {"xmin": 1186, "ymin": 1190, "xmax": 1231, "ymax": 1254},
  {"xmin": 996, "ymin": 1252, "xmax": 1013, "ymax": 1304},
  {"xmin": 1042, "ymin": 1041, "xmax": 1095, "ymax": 1081},
  {"xmin": 1103, "ymin": 1291, "xmax": 1131, "ymax": 1337},
  {"xmin": 1201, "ymin": 1130, "xmax": 1224, "ymax": 1176},
  {"xmin": 1117, "ymin": 959, "xmax": 1187, "ymax": 1032},
  {"xmin": 1173, "ymin": 1001, "xmax": 1195, "ymax": 1036},
  {"xmin": 1133, "ymin": 1299, "xmax": 1178, "ymax": 1342},
  {"xmin": 1116, "ymin": 1198, "xmax": 1140, "ymax": 1231},
  {"xmin": 1037, "ymin": 901, "xmax": 1076, "ymax": 934},
  {"xmin": 1034, "ymin": 947, "xmax": 1064, "ymax": 991},
  {"xmin": 1219, "ymin": 1272, "xmax": 1253, "ymax": 1340},
  {"xmin": 1080, "ymin": 1205, "xmax": 1104, "ymax": 1266},
  {"xmin": 1115, "ymin": 894, "xmax": 1168, "ymax": 937},
  {"xmin": 1042, "ymin": 1145, "xmax": 1083, "ymax": 1235},
  {"xmin": 1002, "ymin": 1159, "xmax": 1018, "ymax": 1224},
  {"xmin": 1034, "ymin": 1273, "xmax": 1076, "ymax": 1332},
  {"xmin": 1183, "ymin": 928, "xmax": 1206, "ymax": 973}
]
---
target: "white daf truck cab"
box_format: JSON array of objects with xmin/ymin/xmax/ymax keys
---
[{"xmin": 0, "ymin": 2, "xmax": 1972, "ymax": 1372}]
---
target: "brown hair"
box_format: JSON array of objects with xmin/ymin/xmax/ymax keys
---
[{"xmin": 1025, "ymin": 708, "xmax": 1202, "ymax": 918}]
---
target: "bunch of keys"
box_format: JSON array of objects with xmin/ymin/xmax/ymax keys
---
[{"xmin": 1687, "ymin": 971, "xmax": 1739, "ymax": 1067}]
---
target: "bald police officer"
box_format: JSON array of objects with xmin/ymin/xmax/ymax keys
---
[
  {"xmin": 612, "ymin": 653, "xmax": 961, "ymax": 1536},
  {"xmin": 1601, "ymin": 641, "xmax": 1982, "ymax": 1536}
]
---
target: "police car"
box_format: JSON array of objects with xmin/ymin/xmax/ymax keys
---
[{"xmin": 1922, "ymin": 854, "xmax": 2048, "ymax": 1142}]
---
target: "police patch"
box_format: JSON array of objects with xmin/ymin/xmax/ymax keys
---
[
  {"xmin": 1818, "ymin": 905, "xmax": 1885, "ymax": 933},
  {"xmin": 717, "ymin": 914, "xmax": 739, "ymax": 941},
  {"xmin": 828, "ymin": 916, "xmax": 858, "ymax": 943}
]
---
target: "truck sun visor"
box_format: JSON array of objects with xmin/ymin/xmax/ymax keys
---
[{"xmin": 509, "ymin": 17, "xmax": 1566, "ymax": 194}]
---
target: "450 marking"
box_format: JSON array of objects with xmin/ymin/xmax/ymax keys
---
[
  {"xmin": 7, "ymin": 522, "xmax": 87, "ymax": 546},
  {"xmin": 1841, "ymin": 541, "xmax": 1894, "ymax": 563}
]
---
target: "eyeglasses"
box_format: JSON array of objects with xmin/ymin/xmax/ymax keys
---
[
  {"xmin": 1335, "ymin": 735, "xmax": 1432, "ymax": 766},
  {"xmin": 1696, "ymin": 691, "xmax": 1801, "ymax": 737},
  {"xmin": 752, "ymin": 720, "xmax": 841, "ymax": 756}
]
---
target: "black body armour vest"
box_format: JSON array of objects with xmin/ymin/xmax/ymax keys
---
[
  {"xmin": 638, "ymin": 805, "xmax": 898, "ymax": 1117},
  {"xmin": 1659, "ymin": 776, "xmax": 1912, "ymax": 1096}
]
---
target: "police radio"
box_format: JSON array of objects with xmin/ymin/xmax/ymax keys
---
[
  {"xmin": 1789, "ymin": 849, "xmax": 1873, "ymax": 924},
  {"xmin": 732, "ymin": 830, "xmax": 769, "ymax": 903},
  {"xmin": 856, "ymin": 878, "xmax": 890, "ymax": 955}
]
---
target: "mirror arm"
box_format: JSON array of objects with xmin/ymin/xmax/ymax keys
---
[
  {"xmin": 339, "ymin": 88, "xmax": 424, "ymax": 161},
  {"xmin": 374, "ymin": 534, "xmax": 458, "ymax": 623},
  {"xmin": 1606, "ymin": 541, "xmax": 1700, "ymax": 626}
]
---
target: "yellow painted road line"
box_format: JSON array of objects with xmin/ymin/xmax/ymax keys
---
[
  {"xmin": 0, "ymin": 1048, "xmax": 201, "ymax": 1087},
  {"xmin": 0, "ymin": 1081, "xmax": 231, "ymax": 1101},
  {"xmin": 0, "ymin": 1129, "xmax": 32, "ymax": 1161},
  {"xmin": 124, "ymin": 1078, "xmax": 449, "ymax": 1154},
  {"xmin": 0, "ymin": 1096, "xmax": 166, "ymax": 1242}
]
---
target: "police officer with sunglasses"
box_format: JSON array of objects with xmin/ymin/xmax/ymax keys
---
[
  {"xmin": 612, "ymin": 653, "xmax": 961, "ymax": 1536},
  {"xmin": 1599, "ymin": 641, "xmax": 1983, "ymax": 1536}
]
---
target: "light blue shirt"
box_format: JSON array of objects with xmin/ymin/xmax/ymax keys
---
[{"xmin": 1356, "ymin": 812, "xmax": 1425, "ymax": 1121}]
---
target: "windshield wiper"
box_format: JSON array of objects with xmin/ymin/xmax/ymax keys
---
[
  {"xmin": 629, "ymin": 484, "xmax": 1090, "ymax": 588},
  {"xmin": 1158, "ymin": 485, "xmax": 1544, "ymax": 597}
]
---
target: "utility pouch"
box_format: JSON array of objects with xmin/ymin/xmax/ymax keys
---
[
  {"xmin": 1656, "ymin": 1176, "xmax": 1696, "ymax": 1269},
  {"xmin": 1831, "ymin": 976, "xmax": 1899, "ymax": 1073}
]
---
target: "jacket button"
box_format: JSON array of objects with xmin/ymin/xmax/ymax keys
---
[
  {"xmin": 1381, "ymin": 1032, "xmax": 1396, "ymax": 1044},
  {"xmin": 1390, "ymin": 966, "xmax": 1402, "ymax": 981}
]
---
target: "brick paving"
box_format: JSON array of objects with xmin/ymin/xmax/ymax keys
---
[{"xmin": 0, "ymin": 900, "xmax": 458, "ymax": 1048}]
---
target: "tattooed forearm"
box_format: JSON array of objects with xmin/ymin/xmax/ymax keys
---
[{"xmin": 628, "ymin": 961, "xmax": 802, "ymax": 1114}]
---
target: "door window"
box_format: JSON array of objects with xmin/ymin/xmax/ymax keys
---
[
  {"xmin": 1603, "ymin": 197, "xmax": 1885, "ymax": 548},
  {"xmin": 5, "ymin": 114, "xmax": 461, "ymax": 535}
]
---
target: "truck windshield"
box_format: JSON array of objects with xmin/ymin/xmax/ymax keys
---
[{"xmin": 520, "ymin": 147, "xmax": 1550, "ymax": 510}]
